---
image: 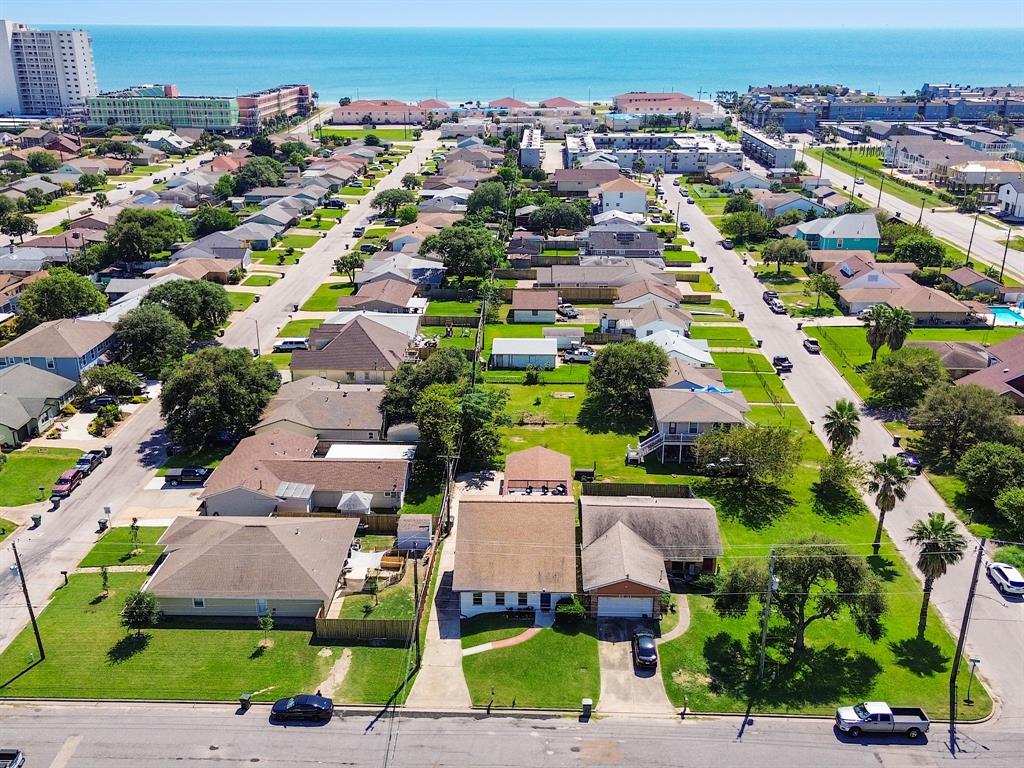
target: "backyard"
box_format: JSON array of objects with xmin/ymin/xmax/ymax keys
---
[{"xmin": 0, "ymin": 447, "xmax": 83, "ymax": 506}]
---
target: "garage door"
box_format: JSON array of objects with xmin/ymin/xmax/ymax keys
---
[{"xmin": 598, "ymin": 596, "xmax": 654, "ymax": 618}]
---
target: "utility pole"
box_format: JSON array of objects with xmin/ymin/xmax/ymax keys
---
[
  {"xmin": 964, "ymin": 212, "xmax": 980, "ymax": 265},
  {"xmin": 412, "ymin": 558, "xmax": 421, "ymax": 668},
  {"xmin": 948, "ymin": 537, "xmax": 986, "ymax": 755},
  {"xmin": 11, "ymin": 542, "xmax": 44, "ymax": 662},
  {"xmin": 998, "ymin": 225, "xmax": 1012, "ymax": 284},
  {"xmin": 757, "ymin": 550, "xmax": 777, "ymax": 678}
]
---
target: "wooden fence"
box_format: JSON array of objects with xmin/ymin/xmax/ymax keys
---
[
  {"xmin": 314, "ymin": 617, "xmax": 414, "ymax": 644},
  {"xmin": 415, "ymin": 287, "xmax": 476, "ymax": 301},
  {"xmin": 494, "ymin": 268, "xmax": 536, "ymax": 280},
  {"xmin": 679, "ymin": 294, "xmax": 712, "ymax": 305},
  {"xmin": 581, "ymin": 482, "xmax": 693, "ymax": 498},
  {"xmin": 421, "ymin": 315, "xmax": 480, "ymax": 327},
  {"xmin": 529, "ymin": 286, "xmax": 619, "ymax": 303}
]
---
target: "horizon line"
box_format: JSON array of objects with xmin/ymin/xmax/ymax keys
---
[{"xmin": 34, "ymin": 22, "xmax": 1024, "ymax": 30}]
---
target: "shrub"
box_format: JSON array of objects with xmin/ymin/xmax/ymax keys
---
[
  {"xmin": 523, "ymin": 365, "xmax": 540, "ymax": 385},
  {"xmin": 691, "ymin": 572, "xmax": 720, "ymax": 593},
  {"xmin": 61, "ymin": 403, "xmax": 78, "ymax": 416},
  {"xmin": 554, "ymin": 596, "xmax": 586, "ymax": 625},
  {"xmin": 658, "ymin": 592, "xmax": 674, "ymax": 612},
  {"xmin": 995, "ymin": 486, "xmax": 1024, "ymax": 537}
]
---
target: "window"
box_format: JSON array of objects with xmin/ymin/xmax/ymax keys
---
[
  {"xmin": 255, "ymin": 598, "xmax": 268, "ymax": 615},
  {"xmin": 368, "ymin": 432, "xmax": 376, "ymax": 440},
  {"xmin": 495, "ymin": 592, "xmax": 505, "ymax": 606},
  {"xmin": 471, "ymin": 592, "xmax": 483, "ymax": 606},
  {"xmin": 687, "ymin": 422, "xmax": 699, "ymax": 435},
  {"xmin": 668, "ymin": 422, "xmax": 677, "ymax": 435},
  {"xmin": 45, "ymin": 357, "xmax": 55, "ymax": 369},
  {"xmin": 192, "ymin": 597, "xmax": 206, "ymax": 609},
  {"xmin": 517, "ymin": 592, "xmax": 529, "ymax": 607}
]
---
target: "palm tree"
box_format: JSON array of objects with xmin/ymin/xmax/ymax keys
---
[
  {"xmin": 905, "ymin": 512, "xmax": 967, "ymax": 636},
  {"xmin": 867, "ymin": 456, "xmax": 912, "ymax": 555},
  {"xmin": 823, "ymin": 399, "xmax": 861, "ymax": 454},
  {"xmin": 864, "ymin": 305, "xmax": 892, "ymax": 362},
  {"xmin": 885, "ymin": 307, "xmax": 915, "ymax": 351}
]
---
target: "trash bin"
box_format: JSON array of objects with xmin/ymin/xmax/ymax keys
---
[
  {"xmin": 31, "ymin": 514, "xmax": 42, "ymax": 528},
  {"xmin": 253, "ymin": 295, "xmax": 260, "ymax": 303},
  {"xmin": 756, "ymin": 339, "xmax": 763, "ymax": 348},
  {"xmin": 581, "ymin": 698, "xmax": 593, "ymax": 719},
  {"xmin": 97, "ymin": 519, "xmax": 108, "ymax": 532},
  {"xmin": 104, "ymin": 444, "xmax": 113, "ymax": 457},
  {"xmin": 239, "ymin": 692, "xmax": 253, "ymax": 710},
  {"xmin": 796, "ymin": 321, "xmax": 803, "ymax": 331},
  {"xmin": 738, "ymin": 311, "xmax": 745, "ymax": 321},
  {"xmin": 708, "ymin": 266, "xmax": 714, "ymax": 274}
]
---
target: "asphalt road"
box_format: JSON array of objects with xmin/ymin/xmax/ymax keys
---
[
  {"xmin": 2, "ymin": 702, "xmax": 1017, "ymax": 767},
  {"xmin": 663, "ymin": 179, "xmax": 1024, "ymax": 735}
]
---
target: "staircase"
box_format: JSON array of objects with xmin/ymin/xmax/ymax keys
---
[{"xmin": 626, "ymin": 432, "xmax": 665, "ymax": 463}]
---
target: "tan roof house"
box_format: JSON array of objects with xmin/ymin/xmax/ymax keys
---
[
  {"xmin": 335, "ymin": 279, "xmax": 420, "ymax": 314},
  {"xmin": 510, "ymin": 289, "xmax": 558, "ymax": 323},
  {"xmin": 289, "ymin": 316, "xmax": 414, "ymax": 384},
  {"xmin": 957, "ymin": 334, "xmax": 1024, "ymax": 405},
  {"xmin": 254, "ymin": 378, "xmax": 385, "ymax": 441},
  {"xmin": 502, "ymin": 446, "xmax": 572, "ymax": 496}
]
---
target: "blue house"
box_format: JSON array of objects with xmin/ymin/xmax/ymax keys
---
[
  {"xmin": 795, "ymin": 214, "xmax": 881, "ymax": 253},
  {"xmin": 0, "ymin": 318, "xmax": 116, "ymax": 381}
]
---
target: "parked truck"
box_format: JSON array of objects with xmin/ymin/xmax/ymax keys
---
[
  {"xmin": 0, "ymin": 749, "xmax": 25, "ymax": 768},
  {"xmin": 835, "ymin": 701, "xmax": 930, "ymax": 739}
]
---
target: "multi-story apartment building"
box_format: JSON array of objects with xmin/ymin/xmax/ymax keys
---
[
  {"xmin": 236, "ymin": 84, "xmax": 313, "ymax": 133},
  {"xmin": 87, "ymin": 84, "xmax": 240, "ymax": 131},
  {"xmin": 0, "ymin": 19, "xmax": 98, "ymax": 116},
  {"xmin": 565, "ymin": 132, "xmax": 742, "ymax": 174},
  {"xmin": 740, "ymin": 128, "xmax": 797, "ymax": 169}
]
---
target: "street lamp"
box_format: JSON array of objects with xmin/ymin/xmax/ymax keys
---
[
  {"xmin": 251, "ymin": 317, "xmax": 261, "ymax": 356},
  {"xmin": 964, "ymin": 658, "xmax": 981, "ymax": 705},
  {"xmin": 917, "ymin": 196, "xmax": 926, "ymax": 225}
]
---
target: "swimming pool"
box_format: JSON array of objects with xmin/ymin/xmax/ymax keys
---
[{"xmin": 991, "ymin": 306, "xmax": 1024, "ymax": 326}]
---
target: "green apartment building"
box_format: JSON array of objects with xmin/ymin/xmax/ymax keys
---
[{"xmin": 86, "ymin": 84, "xmax": 240, "ymax": 131}]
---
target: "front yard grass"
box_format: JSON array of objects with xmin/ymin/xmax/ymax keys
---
[
  {"xmin": 241, "ymin": 273, "xmax": 279, "ymax": 287},
  {"xmin": 298, "ymin": 216, "xmax": 337, "ymax": 230},
  {"xmin": 280, "ymin": 234, "xmax": 321, "ymax": 249},
  {"xmin": 679, "ymin": 272, "xmax": 719, "ymax": 292},
  {"xmin": 689, "ymin": 325, "xmax": 756, "ymax": 348},
  {"xmin": 78, "ymin": 526, "xmax": 166, "ymax": 568},
  {"xmin": 315, "ymin": 207, "xmax": 349, "ymax": 219},
  {"xmin": 721, "ymin": 372, "xmax": 793, "ymax": 404},
  {"xmin": 258, "ymin": 352, "xmax": 292, "ymax": 369},
  {"xmin": 227, "ymin": 291, "xmax": 256, "ymax": 312},
  {"xmin": 335, "ymin": 646, "xmax": 415, "ymax": 705},
  {"xmin": 0, "ymin": 573, "xmax": 334, "ymax": 701},
  {"xmin": 665, "ymin": 250, "xmax": 700, "ymax": 265},
  {"xmin": 300, "ymin": 282, "xmax": 354, "ymax": 312},
  {"xmin": 0, "ymin": 447, "xmax": 83, "ymax": 506},
  {"xmin": 255, "ymin": 249, "xmax": 301, "ymax": 266},
  {"xmin": 278, "ymin": 319, "xmax": 324, "ymax": 338},
  {"xmin": 460, "ymin": 617, "xmax": 601, "ymax": 709},
  {"xmin": 0, "ymin": 518, "xmax": 16, "ymax": 543},
  {"xmin": 156, "ymin": 445, "xmax": 232, "ymax": 476},
  {"xmin": 712, "ymin": 351, "xmax": 773, "ymax": 372}
]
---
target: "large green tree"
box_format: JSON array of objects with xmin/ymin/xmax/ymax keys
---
[
  {"xmin": 0, "ymin": 211, "xmax": 37, "ymax": 242},
  {"xmin": 419, "ymin": 225, "xmax": 503, "ymax": 282},
  {"xmin": 585, "ymin": 341, "xmax": 669, "ymax": 418},
  {"xmin": 459, "ymin": 386, "xmax": 511, "ymax": 470},
  {"xmin": 26, "ymin": 150, "xmax": 59, "ymax": 173},
  {"xmin": 142, "ymin": 279, "xmax": 233, "ymax": 338},
  {"xmin": 466, "ymin": 181, "xmax": 506, "ymax": 215},
  {"xmin": 105, "ymin": 209, "xmax": 188, "ymax": 264},
  {"xmin": 83, "ymin": 363, "xmax": 143, "ymax": 398},
  {"xmin": 528, "ymin": 201, "xmax": 587, "ymax": 236},
  {"xmin": 867, "ymin": 456, "xmax": 911, "ymax": 555},
  {"xmin": 955, "ymin": 442, "xmax": 1024, "ymax": 504},
  {"xmin": 189, "ymin": 205, "xmax": 239, "ymax": 238},
  {"xmin": 864, "ymin": 346, "xmax": 946, "ymax": 409},
  {"xmin": 160, "ymin": 347, "xmax": 280, "ymax": 448},
  {"xmin": 912, "ymin": 383, "xmax": 1016, "ymax": 466},
  {"xmin": 695, "ymin": 424, "xmax": 803, "ymax": 487},
  {"xmin": 233, "ymin": 156, "xmax": 284, "ymax": 194},
  {"xmin": 371, "ymin": 188, "xmax": 417, "ymax": 216},
  {"xmin": 905, "ymin": 512, "xmax": 967, "ymax": 636},
  {"xmin": 713, "ymin": 535, "xmax": 886, "ymax": 652},
  {"xmin": 114, "ymin": 303, "xmax": 190, "ymax": 378},
  {"xmin": 413, "ymin": 383, "xmax": 462, "ymax": 463},
  {"xmin": 893, "ymin": 234, "xmax": 945, "ymax": 269},
  {"xmin": 721, "ymin": 210, "xmax": 770, "ymax": 243},
  {"xmin": 381, "ymin": 347, "xmax": 469, "ymax": 424},
  {"xmin": 16, "ymin": 267, "xmax": 107, "ymax": 332},
  {"xmin": 762, "ymin": 238, "xmax": 808, "ymax": 274}
]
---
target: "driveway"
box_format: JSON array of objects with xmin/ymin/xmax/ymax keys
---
[{"xmin": 597, "ymin": 618, "xmax": 674, "ymax": 715}]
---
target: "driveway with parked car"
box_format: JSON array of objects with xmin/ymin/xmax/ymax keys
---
[{"xmin": 596, "ymin": 619, "xmax": 673, "ymax": 715}]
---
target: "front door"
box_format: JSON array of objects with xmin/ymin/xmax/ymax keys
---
[{"xmin": 540, "ymin": 593, "xmax": 552, "ymax": 612}]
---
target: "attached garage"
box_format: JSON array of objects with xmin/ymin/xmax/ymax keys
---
[{"xmin": 596, "ymin": 595, "xmax": 655, "ymax": 618}]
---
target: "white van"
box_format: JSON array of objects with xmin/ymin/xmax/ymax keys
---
[{"xmin": 272, "ymin": 338, "xmax": 309, "ymax": 352}]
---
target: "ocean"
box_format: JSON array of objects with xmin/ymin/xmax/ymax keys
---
[{"xmin": 76, "ymin": 26, "xmax": 1022, "ymax": 103}]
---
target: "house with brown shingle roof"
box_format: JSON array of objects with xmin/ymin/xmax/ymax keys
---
[
  {"xmin": 200, "ymin": 429, "xmax": 410, "ymax": 516},
  {"xmin": 254, "ymin": 377, "xmax": 385, "ymax": 441},
  {"xmin": 502, "ymin": 446, "xmax": 572, "ymax": 496},
  {"xmin": 614, "ymin": 279, "xmax": 684, "ymax": 308},
  {"xmin": 598, "ymin": 302, "xmax": 693, "ymax": 337},
  {"xmin": 906, "ymin": 340, "xmax": 992, "ymax": 379},
  {"xmin": 453, "ymin": 496, "xmax": 577, "ymax": 617},
  {"xmin": 510, "ymin": 289, "xmax": 558, "ymax": 323},
  {"xmin": 336, "ymin": 279, "xmax": 420, "ymax": 313},
  {"xmin": 957, "ymin": 334, "xmax": 1024, "ymax": 406},
  {"xmin": 289, "ymin": 315, "xmax": 414, "ymax": 384},
  {"xmin": 144, "ymin": 516, "xmax": 359, "ymax": 618},
  {"xmin": 945, "ymin": 266, "xmax": 1004, "ymax": 298}
]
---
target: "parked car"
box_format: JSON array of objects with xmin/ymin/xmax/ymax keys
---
[
  {"xmin": 385, "ymin": 218, "xmax": 400, "ymax": 226},
  {"xmin": 769, "ymin": 300, "xmax": 787, "ymax": 314},
  {"xmin": 557, "ymin": 303, "xmax": 579, "ymax": 319},
  {"xmin": 74, "ymin": 449, "xmax": 106, "ymax": 475},
  {"xmin": 324, "ymin": 199, "xmax": 346, "ymax": 209},
  {"xmin": 721, "ymin": 239, "xmax": 734, "ymax": 249},
  {"xmin": 987, "ymin": 562, "xmax": 1024, "ymax": 595},
  {"xmin": 348, "ymin": 180, "xmax": 363, "ymax": 188},
  {"xmin": 672, "ymin": 178, "xmax": 680, "ymax": 186},
  {"xmin": 271, "ymin": 694, "xmax": 334, "ymax": 723},
  {"xmin": 803, "ymin": 338, "xmax": 822, "ymax": 354},
  {"xmin": 563, "ymin": 347, "xmax": 595, "ymax": 363},
  {"xmin": 631, "ymin": 629, "xmax": 658, "ymax": 669},
  {"xmin": 762, "ymin": 290, "xmax": 779, "ymax": 303},
  {"xmin": 772, "ymin": 355, "xmax": 793, "ymax": 373},
  {"xmin": 273, "ymin": 338, "xmax": 309, "ymax": 352},
  {"xmin": 352, "ymin": 226, "xmax": 365, "ymax": 236},
  {"xmin": 0, "ymin": 749, "xmax": 25, "ymax": 768},
  {"xmin": 51, "ymin": 469, "xmax": 85, "ymax": 498},
  {"xmin": 680, "ymin": 222, "xmax": 690, "ymax": 232},
  {"xmin": 164, "ymin": 467, "xmax": 211, "ymax": 486},
  {"xmin": 854, "ymin": 176, "xmax": 865, "ymax": 184},
  {"xmin": 897, "ymin": 451, "xmax": 922, "ymax": 475},
  {"xmin": 835, "ymin": 702, "xmax": 929, "ymax": 739},
  {"xmin": 686, "ymin": 197, "xmax": 695, "ymax": 204},
  {"xmin": 81, "ymin": 394, "xmax": 117, "ymax": 412}
]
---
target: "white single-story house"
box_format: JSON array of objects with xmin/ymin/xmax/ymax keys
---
[
  {"xmin": 490, "ymin": 338, "xmax": 558, "ymax": 370},
  {"xmin": 542, "ymin": 326, "xmax": 585, "ymax": 350}
]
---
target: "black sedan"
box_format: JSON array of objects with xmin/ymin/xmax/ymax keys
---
[
  {"xmin": 271, "ymin": 694, "xmax": 334, "ymax": 722},
  {"xmin": 897, "ymin": 451, "xmax": 922, "ymax": 475},
  {"xmin": 632, "ymin": 630, "xmax": 658, "ymax": 669}
]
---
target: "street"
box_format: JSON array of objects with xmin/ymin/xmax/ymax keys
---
[
  {"xmin": 662, "ymin": 179, "xmax": 1024, "ymax": 736},
  {"xmin": 1, "ymin": 702, "xmax": 1018, "ymax": 767}
]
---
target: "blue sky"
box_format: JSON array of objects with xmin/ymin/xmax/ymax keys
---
[{"xmin": 9, "ymin": 0, "xmax": 1024, "ymax": 28}]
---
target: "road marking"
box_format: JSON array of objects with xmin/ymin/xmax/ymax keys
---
[{"xmin": 48, "ymin": 734, "xmax": 81, "ymax": 768}]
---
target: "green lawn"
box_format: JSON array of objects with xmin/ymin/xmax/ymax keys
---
[
  {"xmin": 425, "ymin": 300, "xmax": 482, "ymax": 317},
  {"xmin": 156, "ymin": 446, "xmax": 232, "ymax": 476},
  {"xmin": 805, "ymin": 148, "xmax": 949, "ymax": 209},
  {"xmin": 0, "ymin": 573, "xmax": 334, "ymax": 701},
  {"xmin": 300, "ymin": 282, "xmax": 354, "ymax": 312},
  {"xmin": 241, "ymin": 273, "xmax": 279, "ymax": 287},
  {"xmin": 227, "ymin": 292, "xmax": 256, "ymax": 312},
  {"xmin": 315, "ymin": 207, "xmax": 349, "ymax": 219},
  {"xmin": 678, "ymin": 272, "xmax": 718, "ymax": 292},
  {"xmin": 339, "ymin": 578, "xmax": 414, "ymax": 619},
  {"xmin": 0, "ymin": 447, "xmax": 83, "ymax": 506},
  {"xmin": 401, "ymin": 468, "xmax": 445, "ymax": 516},
  {"xmin": 298, "ymin": 216, "xmax": 337, "ymax": 230},
  {"xmin": 460, "ymin": 617, "xmax": 600, "ymax": 709},
  {"xmin": 665, "ymin": 250, "xmax": 700, "ymax": 265},
  {"xmin": 278, "ymin": 319, "xmax": 324, "ymax": 338},
  {"xmin": 483, "ymin": 365, "xmax": 591, "ymax": 385},
  {"xmin": 712, "ymin": 351, "xmax": 774, "ymax": 372},
  {"xmin": 335, "ymin": 647, "xmax": 415, "ymax": 705},
  {"xmin": 257, "ymin": 352, "xmax": 292, "ymax": 369},
  {"xmin": 78, "ymin": 526, "xmax": 166, "ymax": 568},
  {"xmin": 279, "ymin": 234, "xmax": 321, "ymax": 249},
  {"xmin": 340, "ymin": 185, "xmax": 370, "ymax": 197},
  {"xmin": 421, "ymin": 326, "xmax": 477, "ymax": 350},
  {"xmin": 320, "ymin": 127, "xmax": 415, "ymax": 142},
  {"xmin": 255, "ymin": 249, "xmax": 301, "ymax": 266},
  {"xmin": 0, "ymin": 518, "xmax": 16, "ymax": 543},
  {"xmin": 721, "ymin": 372, "xmax": 794, "ymax": 404},
  {"xmin": 689, "ymin": 325, "xmax": 756, "ymax": 348},
  {"xmin": 34, "ymin": 196, "xmax": 85, "ymax": 215},
  {"xmin": 459, "ymin": 614, "xmax": 531, "ymax": 648},
  {"xmin": 502, "ymin": 384, "xmax": 586, "ymax": 425}
]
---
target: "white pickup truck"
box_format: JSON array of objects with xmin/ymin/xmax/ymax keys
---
[{"xmin": 835, "ymin": 701, "xmax": 929, "ymax": 739}]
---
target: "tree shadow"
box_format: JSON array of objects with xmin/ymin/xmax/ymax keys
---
[
  {"xmin": 89, "ymin": 592, "xmax": 109, "ymax": 605},
  {"xmin": 700, "ymin": 478, "xmax": 795, "ymax": 530},
  {"xmin": 867, "ymin": 555, "xmax": 899, "ymax": 583},
  {"xmin": 249, "ymin": 644, "xmax": 267, "ymax": 660},
  {"xmin": 888, "ymin": 636, "xmax": 949, "ymax": 677},
  {"xmin": 135, "ymin": 426, "xmax": 170, "ymax": 469},
  {"xmin": 577, "ymin": 395, "xmax": 651, "ymax": 436},
  {"xmin": 106, "ymin": 633, "xmax": 151, "ymax": 664},
  {"xmin": 702, "ymin": 631, "xmax": 756, "ymax": 699},
  {"xmin": 759, "ymin": 644, "xmax": 882, "ymax": 708},
  {"xmin": 811, "ymin": 481, "xmax": 864, "ymax": 521}
]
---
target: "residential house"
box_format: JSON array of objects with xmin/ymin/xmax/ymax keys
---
[
  {"xmin": 502, "ymin": 446, "xmax": 572, "ymax": 496},
  {"xmin": 171, "ymin": 231, "xmax": 251, "ymax": 268},
  {"xmin": 0, "ymin": 271, "xmax": 44, "ymax": 314},
  {"xmin": 795, "ymin": 213, "xmax": 880, "ymax": 252},
  {"xmin": 957, "ymin": 334, "xmax": 1024, "ymax": 405},
  {"xmin": 583, "ymin": 229, "xmax": 663, "ymax": 259},
  {"xmin": 811, "ymin": 187, "xmax": 855, "ymax": 214},
  {"xmin": 592, "ymin": 210, "xmax": 646, "ymax": 227},
  {"xmin": 0, "ymin": 319, "xmax": 115, "ymax": 381},
  {"xmin": 541, "ymin": 326, "xmax": 585, "ymax": 350},
  {"xmin": 453, "ymin": 497, "xmax": 577, "ymax": 618},
  {"xmin": 906, "ymin": 341, "xmax": 992, "ymax": 380},
  {"xmin": 147, "ymin": 257, "xmax": 236, "ymax": 283},
  {"xmin": 534, "ymin": 261, "xmax": 675, "ymax": 289},
  {"xmin": 356, "ymin": 253, "xmax": 447, "ymax": 288},
  {"xmin": 0, "ymin": 248, "xmax": 63, "ymax": 276},
  {"xmin": 16, "ymin": 128, "xmax": 56, "ymax": 148},
  {"xmin": 143, "ymin": 129, "xmax": 194, "ymax": 153},
  {"xmin": 663, "ymin": 358, "xmax": 726, "ymax": 390},
  {"xmin": 630, "ymin": 387, "xmax": 750, "ymax": 463},
  {"xmin": 387, "ymin": 222, "xmax": 439, "ymax": 253},
  {"xmin": 597, "ymin": 177, "xmax": 648, "ymax": 214},
  {"xmin": 550, "ymin": 168, "xmax": 621, "ymax": 195},
  {"xmin": 707, "ymin": 163, "xmax": 739, "ymax": 185},
  {"xmin": 945, "ymin": 266, "xmax": 1004, "ymax": 298},
  {"xmin": 997, "ymin": 179, "xmax": 1024, "ymax": 219},
  {"xmin": 254, "ymin": 378, "xmax": 385, "ymax": 441},
  {"xmin": 756, "ymin": 191, "xmax": 826, "ymax": 219},
  {"xmin": 599, "ymin": 302, "xmax": 693, "ymax": 338},
  {"xmin": 289, "ymin": 315, "xmax": 414, "ymax": 383},
  {"xmin": 639, "ymin": 331, "xmax": 714, "ymax": 367},
  {"xmin": 946, "ymin": 160, "xmax": 1024, "ymax": 201},
  {"xmin": 510, "ymin": 289, "xmax": 558, "ymax": 323},
  {"xmin": 2, "ymin": 176, "xmax": 60, "ymax": 199},
  {"xmin": 19, "ymin": 228, "xmax": 105, "ymax": 258},
  {"xmin": 0, "ymin": 363, "xmax": 77, "ymax": 447},
  {"xmin": 144, "ymin": 517, "xmax": 359, "ymax": 619},
  {"xmin": 489, "ymin": 338, "xmax": 558, "ymax": 370},
  {"xmin": 200, "ymin": 430, "xmax": 410, "ymax": 516},
  {"xmin": 581, "ymin": 495, "xmax": 722, "ymax": 617},
  {"xmin": 884, "ymin": 137, "xmax": 990, "ymax": 183},
  {"xmin": 227, "ymin": 222, "xmax": 278, "ymax": 251},
  {"xmin": 336, "ymin": 279, "xmax": 423, "ymax": 313},
  {"xmin": 320, "ymin": 311, "xmax": 421, "ymax": 338},
  {"xmin": 806, "ymin": 249, "xmax": 878, "ymax": 273},
  {"xmin": 614, "ymin": 279, "xmax": 684, "ymax": 308},
  {"xmin": 720, "ymin": 170, "xmax": 770, "ymax": 191}
]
